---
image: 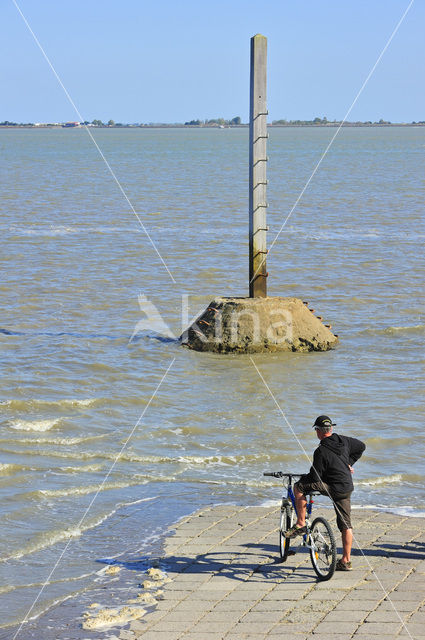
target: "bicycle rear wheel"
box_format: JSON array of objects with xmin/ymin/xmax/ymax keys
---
[
  {"xmin": 309, "ymin": 516, "xmax": 337, "ymax": 580},
  {"xmin": 279, "ymin": 505, "xmax": 294, "ymax": 562}
]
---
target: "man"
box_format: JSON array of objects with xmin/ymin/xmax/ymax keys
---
[{"xmin": 285, "ymin": 415, "xmax": 365, "ymax": 571}]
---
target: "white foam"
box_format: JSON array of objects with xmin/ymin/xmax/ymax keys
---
[
  {"xmin": 359, "ymin": 473, "xmax": 403, "ymax": 486},
  {"xmin": 82, "ymin": 605, "xmax": 146, "ymax": 630},
  {"xmin": 352, "ymin": 504, "xmax": 425, "ymax": 518},
  {"xmin": 8, "ymin": 418, "xmax": 61, "ymax": 432},
  {"xmin": 258, "ymin": 499, "xmax": 279, "ymax": 508}
]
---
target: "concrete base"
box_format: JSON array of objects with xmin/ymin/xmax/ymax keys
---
[{"xmin": 180, "ymin": 297, "xmax": 338, "ymax": 353}]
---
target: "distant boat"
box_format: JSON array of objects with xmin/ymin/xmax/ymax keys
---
[{"xmin": 62, "ymin": 122, "xmax": 80, "ymax": 128}]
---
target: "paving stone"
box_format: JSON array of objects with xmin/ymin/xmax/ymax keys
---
[
  {"xmin": 225, "ymin": 634, "xmax": 269, "ymax": 640},
  {"xmin": 228, "ymin": 621, "xmax": 275, "ymax": 634},
  {"xmin": 134, "ymin": 633, "xmax": 181, "ymax": 640},
  {"xmin": 399, "ymin": 623, "xmax": 425, "ymax": 637},
  {"xmin": 148, "ymin": 619, "xmax": 193, "ymax": 632},
  {"xmin": 378, "ymin": 600, "xmax": 418, "ymax": 612},
  {"xmin": 347, "ymin": 636, "xmax": 397, "ymax": 640},
  {"xmin": 304, "ymin": 590, "xmax": 342, "ymax": 601},
  {"xmin": 163, "ymin": 610, "xmax": 203, "ymax": 623},
  {"xmin": 154, "ymin": 600, "xmax": 179, "ymax": 610},
  {"xmin": 349, "ymin": 589, "xmax": 388, "ymax": 600},
  {"xmin": 409, "ymin": 611, "xmax": 425, "ymax": 623},
  {"xmin": 332, "ymin": 598, "xmax": 381, "ymax": 610},
  {"xmin": 142, "ymin": 610, "xmax": 170, "ymax": 623},
  {"xmin": 385, "ymin": 591, "xmax": 421, "ymax": 601},
  {"xmin": 313, "ymin": 620, "xmax": 360, "ymax": 634},
  {"xmin": 212, "ymin": 600, "xmax": 251, "ymax": 612},
  {"xmin": 200, "ymin": 611, "xmax": 243, "ymax": 624},
  {"xmin": 267, "ymin": 623, "xmax": 310, "ymax": 637},
  {"xmin": 172, "ymin": 600, "xmax": 212, "ymax": 612},
  {"xmin": 160, "ymin": 589, "xmax": 193, "ymax": 600},
  {"xmin": 322, "ymin": 609, "xmax": 367, "ymax": 622},
  {"xmin": 188, "ymin": 620, "xmax": 235, "ymax": 634},
  {"xmin": 353, "ymin": 621, "xmax": 401, "ymax": 635},
  {"xmin": 224, "ymin": 590, "xmax": 266, "ymax": 601},
  {"xmin": 182, "ymin": 634, "xmax": 227, "ymax": 640},
  {"xmin": 251, "ymin": 600, "xmax": 293, "ymax": 612},
  {"xmin": 272, "ymin": 621, "xmax": 316, "ymax": 633},
  {"xmin": 365, "ymin": 609, "xmax": 406, "ymax": 623},
  {"xmin": 195, "ymin": 589, "xmax": 232, "ymax": 600},
  {"xmin": 239, "ymin": 611, "xmax": 282, "ymax": 624}
]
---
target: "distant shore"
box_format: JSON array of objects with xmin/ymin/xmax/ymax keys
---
[{"xmin": 1, "ymin": 122, "xmax": 425, "ymax": 130}]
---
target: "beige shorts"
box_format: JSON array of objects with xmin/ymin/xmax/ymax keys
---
[{"xmin": 295, "ymin": 479, "xmax": 352, "ymax": 531}]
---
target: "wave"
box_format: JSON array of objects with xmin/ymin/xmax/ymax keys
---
[
  {"xmin": 1, "ymin": 434, "xmax": 109, "ymax": 446},
  {"xmin": 0, "ymin": 568, "xmax": 97, "ymax": 597},
  {"xmin": 0, "ymin": 463, "xmax": 26, "ymax": 476},
  {"xmin": 0, "ymin": 509, "xmax": 118, "ymax": 563},
  {"xmin": 0, "ymin": 447, "xmax": 273, "ymax": 466},
  {"xmin": 55, "ymin": 463, "xmax": 105, "ymax": 474},
  {"xmin": 0, "ymin": 496, "xmax": 157, "ymax": 563},
  {"xmin": 357, "ymin": 473, "xmax": 421, "ymax": 487},
  {"xmin": 8, "ymin": 224, "xmax": 135, "ymax": 238},
  {"xmin": 31, "ymin": 480, "xmax": 147, "ymax": 499},
  {"xmin": 0, "ymin": 398, "xmax": 99, "ymax": 412},
  {"xmin": 9, "ymin": 225, "xmax": 78, "ymax": 236},
  {"xmin": 360, "ymin": 324, "xmax": 425, "ymax": 337},
  {"xmin": 278, "ymin": 226, "xmax": 425, "ymax": 241},
  {"xmin": 364, "ymin": 436, "xmax": 416, "ymax": 449},
  {"xmin": 7, "ymin": 418, "xmax": 63, "ymax": 432}
]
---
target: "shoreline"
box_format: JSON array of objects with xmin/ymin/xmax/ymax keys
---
[{"xmin": 1, "ymin": 123, "xmax": 425, "ymax": 130}]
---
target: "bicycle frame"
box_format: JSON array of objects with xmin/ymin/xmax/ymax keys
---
[{"xmin": 282, "ymin": 477, "xmax": 314, "ymax": 542}]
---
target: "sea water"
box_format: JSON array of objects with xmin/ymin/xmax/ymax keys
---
[{"xmin": 0, "ymin": 126, "xmax": 424, "ymax": 637}]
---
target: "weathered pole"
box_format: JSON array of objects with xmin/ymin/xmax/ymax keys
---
[
  {"xmin": 249, "ymin": 34, "xmax": 268, "ymax": 298},
  {"xmin": 182, "ymin": 34, "xmax": 339, "ymax": 353}
]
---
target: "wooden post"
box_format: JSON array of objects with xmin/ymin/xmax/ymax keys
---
[{"xmin": 249, "ymin": 34, "xmax": 268, "ymax": 298}]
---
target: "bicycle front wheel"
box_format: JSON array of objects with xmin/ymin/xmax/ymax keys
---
[
  {"xmin": 309, "ymin": 516, "xmax": 337, "ymax": 581},
  {"xmin": 279, "ymin": 505, "xmax": 294, "ymax": 562}
]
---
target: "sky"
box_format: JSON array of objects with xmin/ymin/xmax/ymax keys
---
[{"xmin": 1, "ymin": 0, "xmax": 423, "ymax": 124}]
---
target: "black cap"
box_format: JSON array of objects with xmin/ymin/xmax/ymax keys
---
[{"xmin": 312, "ymin": 415, "xmax": 336, "ymax": 429}]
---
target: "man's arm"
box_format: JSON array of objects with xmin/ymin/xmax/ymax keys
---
[{"xmin": 347, "ymin": 437, "xmax": 366, "ymax": 465}]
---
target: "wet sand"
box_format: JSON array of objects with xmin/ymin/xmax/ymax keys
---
[{"xmin": 116, "ymin": 504, "xmax": 425, "ymax": 640}]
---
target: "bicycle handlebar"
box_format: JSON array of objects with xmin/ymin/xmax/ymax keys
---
[{"xmin": 263, "ymin": 472, "xmax": 303, "ymax": 478}]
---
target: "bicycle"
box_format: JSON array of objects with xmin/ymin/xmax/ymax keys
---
[{"xmin": 263, "ymin": 471, "xmax": 337, "ymax": 581}]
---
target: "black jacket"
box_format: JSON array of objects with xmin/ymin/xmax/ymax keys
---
[{"xmin": 304, "ymin": 433, "xmax": 366, "ymax": 496}]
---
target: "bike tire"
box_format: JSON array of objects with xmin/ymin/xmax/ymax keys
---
[
  {"xmin": 309, "ymin": 516, "xmax": 337, "ymax": 581},
  {"xmin": 279, "ymin": 505, "xmax": 294, "ymax": 562}
]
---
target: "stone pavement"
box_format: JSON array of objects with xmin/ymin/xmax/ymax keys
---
[{"xmin": 120, "ymin": 504, "xmax": 425, "ymax": 640}]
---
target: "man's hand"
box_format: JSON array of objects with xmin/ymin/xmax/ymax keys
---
[{"xmin": 349, "ymin": 465, "xmax": 354, "ymax": 474}]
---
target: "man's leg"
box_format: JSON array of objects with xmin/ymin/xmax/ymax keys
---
[
  {"xmin": 341, "ymin": 528, "xmax": 353, "ymax": 563},
  {"xmin": 334, "ymin": 493, "xmax": 353, "ymax": 569},
  {"xmin": 294, "ymin": 484, "xmax": 307, "ymax": 527}
]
